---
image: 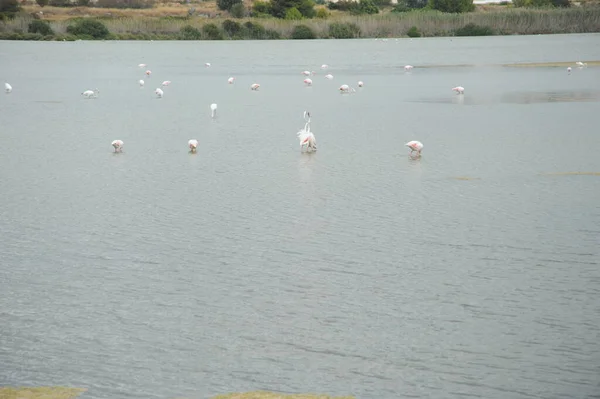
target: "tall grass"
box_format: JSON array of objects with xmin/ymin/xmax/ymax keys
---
[{"xmin": 2, "ymin": 7, "xmax": 600, "ymax": 38}]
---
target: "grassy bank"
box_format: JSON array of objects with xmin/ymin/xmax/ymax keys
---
[{"xmin": 2, "ymin": 5, "xmax": 600, "ymax": 40}]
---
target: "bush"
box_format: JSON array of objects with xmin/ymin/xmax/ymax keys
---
[
  {"xmin": 0, "ymin": 0, "xmax": 21, "ymax": 20},
  {"xmin": 217, "ymin": 0, "xmax": 242, "ymax": 11},
  {"xmin": 252, "ymin": 0, "xmax": 272, "ymax": 14},
  {"xmin": 407, "ymin": 26, "xmax": 421, "ymax": 37},
  {"xmin": 454, "ymin": 23, "xmax": 494, "ymax": 36},
  {"xmin": 96, "ymin": 0, "xmax": 155, "ymax": 8},
  {"xmin": 49, "ymin": 0, "xmax": 72, "ymax": 6},
  {"xmin": 351, "ymin": 0, "xmax": 379, "ymax": 14},
  {"xmin": 291, "ymin": 24, "xmax": 316, "ymax": 39},
  {"xmin": 28, "ymin": 20, "xmax": 54, "ymax": 35},
  {"xmin": 327, "ymin": 0, "xmax": 357, "ymax": 10},
  {"xmin": 66, "ymin": 19, "xmax": 110, "ymax": 39},
  {"xmin": 372, "ymin": 0, "xmax": 391, "ymax": 6},
  {"xmin": 229, "ymin": 2, "xmax": 246, "ymax": 17},
  {"xmin": 429, "ymin": 0, "xmax": 474, "ymax": 12},
  {"xmin": 285, "ymin": 7, "xmax": 303, "ymax": 19},
  {"xmin": 392, "ymin": 0, "xmax": 427, "ymax": 11},
  {"xmin": 36, "ymin": 0, "xmax": 49, "ymax": 7},
  {"xmin": 77, "ymin": 0, "xmax": 90, "ymax": 6},
  {"xmin": 243, "ymin": 21, "xmax": 266, "ymax": 38},
  {"xmin": 315, "ymin": 7, "xmax": 328, "ymax": 18},
  {"xmin": 222, "ymin": 19, "xmax": 242, "ymax": 35},
  {"xmin": 328, "ymin": 22, "xmax": 360, "ymax": 38},
  {"xmin": 179, "ymin": 24, "xmax": 202, "ymax": 39},
  {"xmin": 202, "ymin": 23, "xmax": 223, "ymax": 39}
]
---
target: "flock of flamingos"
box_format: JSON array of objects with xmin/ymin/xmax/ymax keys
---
[{"xmin": 3, "ymin": 60, "xmax": 586, "ymax": 158}]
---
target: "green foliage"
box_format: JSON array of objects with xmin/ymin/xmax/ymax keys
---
[
  {"xmin": 28, "ymin": 19, "xmax": 54, "ymax": 35},
  {"xmin": 217, "ymin": 0, "xmax": 242, "ymax": 11},
  {"xmin": 179, "ymin": 24, "xmax": 202, "ymax": 39},
  {"xmin": 202, "ymin": 23, "xmax": 223, "ymax": 39},
  {"xmin": 352, "ymin": 0, "xmax": 379, "ymax": 14},
  {"xmin": 291, "ymin": 24, "xmax": 316, "ymax": 39},
  {"xmin": 271, "ymin": 0, "xmax": 315, "ymax": 18},
  {"xmin": 429, "ymin": 0, "xmax": 474, "ymax": 13},
  {"xmin": 328, "ymin": 22, "xmax": 361, "ymax": 38},
  {"xmin": 392, "ymin": 0, "xmax": 427, "ymax": 11},
  {"xmin": 372, "ymin": 0, "xmax": 391, "ymax": 6},
  {"xmin": 78, "ymin": 0, "xmax": 90, "ymax": 6},
  {"xmin": 407, "ymin": 25, "xmax": 421, "ymax": 37},
  {"xmin": 222, "ymin": 19, "xmax": 242, "ymax": 35},
  {"xmin": 243, "ymin": 21, "xmax": 267, "ymax": 38},
  {"xmin": 454, "ymin": 23, "xmax": 494, "ymax": 35},
  {"xmin": 49, "ymin": 0, "xmax": 72, "ymax": 6},
  {"xmin": 315, "ymin": 7, "xmax": 328, "ymax": 18},
  {"xmin": 229, "ymin": 3, "xmax": 246, "ymax": 17},
  {"xmin": 327, "ymin": 0, "xmax": 356, "ymax": 10},
  {"xmin": 95, "ymin": 0, "xmax": 155, "ymax": 9},
  {"xmin": 36, "ymin": 0, "xmax": 49, "ymax": 7},
  {"xmin": 0, "ymin": 0, "xmax": 21, "ymax": 20},
  {"xmin": 252, "ymin": 0, "xmax": 272, "ymax": 15},
  {"xmin": 513, "ymin": 0, "xmax": 570, "ymax": 6},
  {"xmin": 66, "ymin": 19, "xmax": 110, "ymax": 39},
  {"xmin": 285, "ymin": 7, "xmax": 303, "ymax": 19}
]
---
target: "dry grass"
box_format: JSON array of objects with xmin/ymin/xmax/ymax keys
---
[
  {"xmin": 0, "ymin": 387, "xmax": 86, "ymax": 399},
  {"xmin": 211, "ymin": 392, "xmax": 355, "ymax": 399}
]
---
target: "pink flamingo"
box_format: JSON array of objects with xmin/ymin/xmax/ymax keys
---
[{"xmin": 405, "ymin": 141, "xmax": 423, "ymax": 157}]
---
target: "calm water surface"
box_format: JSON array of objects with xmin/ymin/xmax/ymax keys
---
[{"xmin": 1, "ymin": 35, "xmax": 600, "ymax": 399}]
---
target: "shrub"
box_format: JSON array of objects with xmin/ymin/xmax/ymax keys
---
[
  {"xmin": 49, "ymin": 0, "xmax": 72, "ymax": 6},
  {"xmin": 315, "ymin": 7, "xmax": 328, "ymax": 18},
  {"xmin": 327, "ymin": 0, "xmax": 357, "ymax": 11},
  {"xmin": 454, "ymin": 23, "xmax": 494, "ymax": 36},
  {"xmin": 179, "ymin": 25, "xmax": 202, "ymax": 39},
  {"xmin": 243, "ymin": 21, "xmax": 266, "ymax": 38},
  {"xmin": 36, "ymin": 0, "xmax": 49, "ymax": 7},
  {"xmin": 229, "ymin": 2, "xmax": 246, "ymax": 17},
  {"xmin": 77, "ymin": 0, "xmax": 90, "ymax": 6},
  {"xmin": 297, "ymin": 0, "xmax": 316, "ymax": 17},
  {"xmin": 351, "ymin": 0, "xmax": 379, "ymax": 14},
  {"xmin": 328, "ymin": 22, "xmax": 360, "ymax": 38},
  {"xmin": 407, "ymin": 26, "xmax": 421, "ymax": 37},
  {"xmin": 217, "ymin": 0, "xmax": 242, "ymax": 11},
  {"xmin": 372, "ymin": 0, "xmax": 391, "ymax": 6},
  {"xmin": 285, "ymin": 7, "xmax": 303, "ymax": 19},
  {"xmin": 429, "ymin": 0, "xmax": 474, "ymax": 13},
  {"xmin": 66, "ymin": 19, "xmax": 110, "ymax": 39},
  {"xmin": 202, "ymin": 23, "xmax": 223, "ymax": 39},
  {"xmin": 222, "ymin": 19, "xmax": 242, "ymax": 35},
  {"xmin": 252, "ymin": 0, "xmax": 272, "ymax": 14},
  {"xmin": 0, "ymin": 0, "xmax": 21, "ymax": 20},
  {"xmin": 392, "ymin": 0, "xmax": 427, "ymax": 11},
  {"xmin": 291, "ymin": 24, "xmax": 316, "ymax": 39},
  {"xmin": 28, "ymin": 20, "xmax": 54, "ymax": 35},
  {"xmin": 96, "ymin": 0, "xmax": 155, "ymax": 8}
]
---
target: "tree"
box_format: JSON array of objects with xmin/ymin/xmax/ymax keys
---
[
  {"xmin": 271, "ymin": 0, "xmax": 315, "ymax": 18},
  {"xmin": 217, "ymin": 0, "xmax": 242, "ymax": 11},
  {"xmin": 285, "ymin": 7, "xmax": 302, "ymax": 19},
  {"xmin": 429, "ymin": 0, "xmax": 474, "ymax": 13},
  {"xmin": 36, "ymin": 0, "xmax": 50, "ymax": 7},
  {"xmin": 0, "ymin": 0, "xmax": 21, "ymax": 20}
]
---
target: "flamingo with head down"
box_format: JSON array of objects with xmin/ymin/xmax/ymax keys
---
[{"xmin": 405, "ymin": 140, "xmax": 423, "ymax": 157}]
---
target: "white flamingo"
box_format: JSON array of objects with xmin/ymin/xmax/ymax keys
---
[
  {"xmin": 303, "ymin": 78, "xmax": 313, "ymax": 86},
  {"xmin": 302, "ymin": 71, "xmax": 315, "ymax": 76},
  {"xmin": 155, "ymin": 88, "xmax": 163, "ymax": 98},
  {"xmin": 111, "ymin": 140, "xmax": 124, "ymax": 153},
  {"xmin": 188, "ymin": 139, "xmax": 198, "ymax": 153},
  {"xmin": 321, "ymin": 64, "xmax": 328, "ymax": 69},
  {"xmin": 228, "ymin": 77, "xmax": 235, "ymax": 84},
  {"xmin": 452, "ymin": 86, "xmax": 465, "ymax": 95},
  {"xmin": 82, "ymin": 88, "xmax": 99, "ymax": 99},
  {"xmin": 405, "ymin": 65, "xmax": 414, "ymax": 72},
  {"xmin": 145, "ymin": 70, "xmax": 152, "ymax": 77},
  {"xmin": 211, "ymin": 103, "xmax": 217, "ymax": 118},
  {"xmin": 567, "ymin": 67, "xmax": 572, "ymax": 74},
  {"xmin": 405, "ymin": 140, "xmax": 423, "ymax": 157},
  {"xmin": 251, "ymin": 83, "xmax": 260, "ymax": 91},
  {"xmin": 325, "ymin": 74, "xmax": 333, "ymax": 80},
  {"xmin": 161, "ymin": 80, "xmax": 171, "ymax": 87},
  {"xmin": 297, "ymin": 111, "xmax": 317, "ymax": 153},
  {"xmin": 139, "ymin": 79, "xmax": 144, "ymax": 87},
  {"xmin": 339, "ymin": 84, "xmax": 355, "ymax": 94},
  {"xmin": 138, "ymin": 63, "xmax": 147, "ymax": 68},
  {"xmin": 5, "ymin": 83, "xmax": 12, "ymax": 93},
  {"xmin": 358, "ymin": 81, "xmax": 364, "ymax": 87},
  {"xmin": 205, "ymin": 63, "xmax": 211, "ymax": 68},
  {"xmin": 576, "ymin": 61, "xmax": 587, "ymax": 68}
]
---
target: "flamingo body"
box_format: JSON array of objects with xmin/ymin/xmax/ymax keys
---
[
  {"xmin": 358, "ymin": 81, "xmax": 364, "ymax": 87},
  {"xmin": 452, "ymin": 86, "xmax": 465, "ymax": 95},
  {"xmin": 82, "ymin": 88, "xmax": 99, "ymax": 99},
  {"xmin": 211, "ymin": 103, "xmax": 217, "ymax": 118},
  {"xmin": 5, "ymin": 83, "xmax": 12, "ymax": 93},
  {"xmin": 188, "ymin": 139, "xmax": 198, "ymax": 153},
  {"xmin": 251, "ymin": 83, "xmax": 260, "ymax": 90},
  {"xmin": 111, "ymin": 140, "xmax": 124, "ymax": 153},
  {"xmin": 404, "ymin": 65, "xmax": 414, "ymax": 71},
  {"xmin": 155, "ymin": 88, "xmax": 164, "ymax": 98},
  {"xmin": 145, "ymin": 70, "xmax": 152, "ymax": 76},
  {"xmin": 161, "ymin": 80, "xmax": 171, "ymax": 87},
  {"xmin": 139, "ymin": 79, "xmax": 144, "ymax": 87},
  {"xmin": 405, "ymin": 140, "xmax": 423, "ymax": 157},
  {"xmin": 304, "ymin": 78, "xmax": 313, "ymax": 86},
  {"xmin": 325, "ymin": 74, "xmax": 333, "ymax": 80},
  {"xmin": 228, "ymin": 77, "xmax": 235, "ymax": 84},
  {"xmin": 297, "ymin": 111, "xmax": 317, "ymax": 152}
]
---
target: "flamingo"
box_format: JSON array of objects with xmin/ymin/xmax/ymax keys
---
[
  {"xmin": 567, "ymin": 67, "xmax": 572, "ymax": 73},
  {"xmin": 405, "ymin": 140, "xmax": 423, "ymax": 157},
  {"xmin": 297, "ymin": 111, "xmax": 317, "ymax": 153},
  {"xmin": 405, "ymin": 65, "xmax": 414, "ymax": 72},
  {"xmin": 321, "ymin": 64, "xmax": 329, "ymax": 69},
  {"xmin": 111, "ymin": 140, "xmax": 124, "ymax": 153},
  {"xmin": 339, "ymin": 84, "xmax": 355, "ymax": 94},
  {"xmin": 188, "ymin": 139, "xmax": 198, "ymax": 153},
  {"xmin": 139, "ymin": 79, "xmax": 144, "ymax": 87},
  {"xmin": 358, "ymin": 81, "xmax": 364, "ymax": 87},
  {"xmin": 5, "ymin": 83, "xmax": 12, "ymax": 93},
  {"xmin": 303, "ymin": 78, "xmax": 313, "ymax": 86},
  {"xmin": 138, "ymin": 63, "xmax": 147, "ymax": 68},
  {"xmin": 452, "ymin": 86, "xmax": 465, "ymax": 95},
  {"xmin": 161, "ymin": 80, "xmax": 171, "ymax": 87},
  {"xmin": 205, "ymin": 63, "xmax": 211, "ymax": 68},
  {"xmin": 210, "ymin": 103, "xmax": 217, "ymax": 118},
  {"xmin": 251, "ymin": 83, "xmax": 260, "ymax": 90},
  {"xmin": 302, "ymin": 71, "xmax": 315, "ymax": 76},
  {"xmin": 155, "ymin": 88, "xmax": 163, "ymax": 98},
  {"xmin": 576, "ymin": 61, "xmax": 587, "ymax": 68},
  {"xmin": 145, "ymin": 70, "xmax": 152, "ymax": 77},
  {"xmin": 325, "ymin": 74, "xmax": 333, "ymax": 80},
  {"xmin": 82, "ymin": 88, "xmax": 99, "ymax": 99},
  {"xmin": 228, "ymin": 77, "xmax": 235, "ymax": 84}
]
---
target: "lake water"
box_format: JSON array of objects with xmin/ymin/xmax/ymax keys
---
[{"xmin": 1, "ymin": 34, "xmax": 600, "ymax": 399}]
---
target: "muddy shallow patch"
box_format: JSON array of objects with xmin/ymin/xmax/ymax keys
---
[
  {"xmin": 211, "ymin": 392, "xmax": 355, "ymax": 399},
  {"xmin": 451, "ymin": 176, "xmax": 481, "ymax": 181},
  {"xmin": 0, "ymin": 387, "xmax": 86, "ymax": 399}
]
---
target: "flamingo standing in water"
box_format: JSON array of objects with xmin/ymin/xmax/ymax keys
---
[
  {"xmin": 138, "ymin": 63, "xmax": 147, "ymax": 68},
  {"xmin": 139, "ymin": 79, "xmax": 144, "ymax": 87},
  {"xmin": 405, "ymin": 140, "xmax": 423, "ymax": 157},
  {"xmin": 297, "ymin": 111, "xmax": 317, "ymax": 153},
  {"xmin": 304, "ymin": 78, "xmax": 313, "ymax": 86},
  {"xmin": 405, "ymin": 65, "xmax": 414, "ymax": 72},
  {"xmin": 339, "ymin": 84, "xmax": 355, "ymax": 93},
  {"xmin": 302, "ymin": 71, "xmax": 315, "ymax": 76},
  {"xmin": 576, "ymin": 61, "xmax": 587, "ymax": 68},
  {"xmin": 155, "ymin": 88, "xmax": 164, "ymax": 98},
  {"xmin": 145, "ymin": 70, "xmax": 152, "ymax": 77},
  {"xmin": 111, "ymin": 140, "xmax": 124, "ymax": 153},
  {"xmin": 188, "ymin": 139, "xmax": 198, "ymax": 153},
  {"xmin": 161, "ymin": 80, "xmax": 171, "ymax": 87},
  {"xmin": 82, "ymin": 88, "xmax": 99, "ymax": 99},
  {"xmin": 251, "ymin": 83, "xmax": 260, "ymax": 90},
  {"xmin": 325, "ymin": 74, "xmax": 333, "ymax": 80},
  {"xmin": 5, "ymin": 83, "xmax": 12, "ymax": 93},
  {"xmin": 452, "ymin": 86, "xmax": 465, "ymax": 95},
  {"xmin": 567, "ymin": 67, "xmax": 572, "ymax": 74},
  {"xmin": 358, "ymin": 81, "xmax": 364, "ymax": 87},
  {"xmin": 228, "ymin": 77, "xmax": 235, "ymax": 84},
  {"xmin": 205, "ymin": 63, "xmax": 211, "ymax": 68},
  {"xmin": 211, "ymin": 103, "xmax": 217, "ymax": 118},
  {"xmin": 321, "ymin": 64, "xmax": 329, "ymax": 69}
]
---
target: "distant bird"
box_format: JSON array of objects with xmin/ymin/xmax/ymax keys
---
[
  {"xmin": 576, "ymin": 61, "xmax": 587, "ymax": 68},
  {"xmin": 155, "ymin": 88, "xmax": 163, "ymax": 98},
  {"xmin": 138, "ymin": 63, "xmax": 147, "ymax": 68},
  {"xmin": 303, "ymin": 78, "xmax": 313, "ymax": 86},
  {"xmin": 228, "ymin": 77, "xmax": 235, "ymax": 84},
  {"xmin": 251, "ymin": 83, "xmax": 260, "ymax": 90},
  {"xmin": 82, "ymin": 88, "xmax": 99, "ymax": 99},
  {"xmin": 161, "ymin": 80, "xmax": 171, "ymax": 87},
  {"xmin": 210, "ymin": 103, "xmax": 217, "ymax": 118},
  {"xmin": 321, "ymin": 64, "xmax": 329, "ymax": 69},
  {"xmin": 405, "ymin": 140, "xmax": 423, "ymax": 157},
  {"xmin": 205, "ymin": 63, "xmax": 211, "ymax": 68},
  {"xmin": 404, "ymin": 65, "xmax": 414, "ymax": 71},
  {"xmin": 452, "ymin": 86, "xmax": 465, "ymax": 95},
  {"xmin": 567, "ymin": 67, "xmax": 572, "ymax": 73},
  {"xmin": 297, "ymin": 111, "xmax": 317, "ymax": 153},
  {"xmin": 111, "ymin": 140, "xmax": 124, "ymax": 153},
  {"xmin": 139, "ymin": 79, "xmax": 144, "ymax": 87},
  {"xmin": 325, "ymin": 74, "xmax": 333, "ymax": 80},
  {"xmin": 302, "ymin": 71, "xmax": 315, "ymax": 76},
  {"xmin": 145, "ymin": 70, "xmax": 152, "ymax": 77},
  {"xmin": 188, "ymin": 139, "xmax": 198, "ymax": 153},
  {"xmin": 358, "ymin": 81, "xmax": 364, "ymax": 87},
  {"xmin": 339, "ymin": 84, "xmax": 355, "ymax": 93},
  {"xmin": 5, "ymin": 83, "xmax": 12, "ymax": 93}
]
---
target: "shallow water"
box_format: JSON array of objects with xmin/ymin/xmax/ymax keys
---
[{"xmin": 1, "ymin": 35, "xmax": 600, "ymax": 399}]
